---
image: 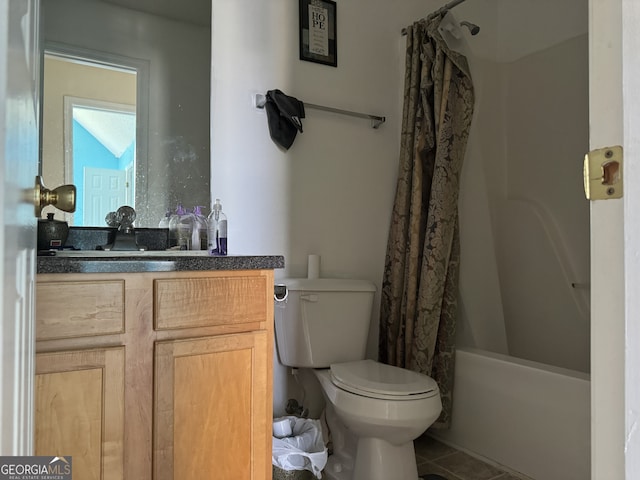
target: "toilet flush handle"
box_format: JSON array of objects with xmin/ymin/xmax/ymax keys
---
[{"xmin": 300, "ymin": 294, "xmax": 319, "ymax": 302}]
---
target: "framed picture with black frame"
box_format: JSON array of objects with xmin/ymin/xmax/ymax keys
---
[{"xmin": 299, "ymin": 0, "xmax": 337, "ymax": 67}]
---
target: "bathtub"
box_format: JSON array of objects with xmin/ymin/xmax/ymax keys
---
[{"xmin": 431, "ymin": 347, "xmax": 590, "ymax": 480}]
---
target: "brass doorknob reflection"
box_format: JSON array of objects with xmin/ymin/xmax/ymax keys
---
[{"xmin": 34, "ymin": 176, "xmax": 76, "ymax": 217}]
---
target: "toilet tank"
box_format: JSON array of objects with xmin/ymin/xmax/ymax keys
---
[{"xmin": 274, "ymin": 278, "xmax": 376, "ymax": 368}]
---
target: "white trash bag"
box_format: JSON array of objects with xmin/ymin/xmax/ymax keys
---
[{"xmin": 272, "ymin": 416, "xmax": 328, "ymax": 479}]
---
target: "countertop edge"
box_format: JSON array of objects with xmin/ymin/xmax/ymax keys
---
[{"xmin": 37, "ymin": 255, "xmax": 285, "ymax": 274}]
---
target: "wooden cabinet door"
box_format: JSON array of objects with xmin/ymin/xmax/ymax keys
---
[
  {"xmin": 154, "ymin": 331, "xmax": 270, "ymax": 480},
  {"xmin": 35, "ymin": 347, "xmax": 125, "ymax": 480}
]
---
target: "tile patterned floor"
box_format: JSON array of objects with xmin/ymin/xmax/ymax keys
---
[{"xmin": 414, "ymin": 435, "xmax": 534, "ymax": 480}]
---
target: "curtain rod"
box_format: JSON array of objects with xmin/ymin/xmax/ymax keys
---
[
  {"xmin": 401, "ymin": 0, "xmax": 467, "ymax": 35},
  {"xmin": 254, "ymin": 94, "xmax": 386, "ymax": 129}
]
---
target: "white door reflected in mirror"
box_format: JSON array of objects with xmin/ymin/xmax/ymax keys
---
[{"xmin": 70, "ymin": 97, "xmax": 136, "ymax": 226}]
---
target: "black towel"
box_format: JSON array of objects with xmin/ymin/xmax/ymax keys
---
[{"xmin": 265, "ymin": 89, "xmax": 305, "ymax": 150}]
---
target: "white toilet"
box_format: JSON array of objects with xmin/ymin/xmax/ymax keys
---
[{"xmin": 274, "ymin": 278, "xmax": 442, "ymax": 480}]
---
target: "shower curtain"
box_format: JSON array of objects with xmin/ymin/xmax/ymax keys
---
[{"xmin": 379, "ymin": 15, "xmax": 474, "ymax": 428}]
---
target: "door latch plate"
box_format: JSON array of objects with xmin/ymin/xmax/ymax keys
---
[{"xmin": 583, "ymin": 146, "xmax": 623, "ymax": 200}]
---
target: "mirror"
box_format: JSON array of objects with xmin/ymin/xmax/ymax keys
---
[{"xmin": 40, "ymin": 0, "xmax": 211, "ymax": 228}]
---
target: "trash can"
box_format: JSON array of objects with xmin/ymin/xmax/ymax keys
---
[
  {"xmin": 272, "ymin": 465, "xmax": 316, "ymax": 480},
  {"xmin": 272, "ymin": 416, "xmax": 328, "ymax": 480}
]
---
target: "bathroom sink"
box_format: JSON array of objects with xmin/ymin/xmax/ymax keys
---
[{"xmin": 50, "ymin": 250, "xmax": 211, "ymax": 258}]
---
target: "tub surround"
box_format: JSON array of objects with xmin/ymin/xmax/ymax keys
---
[{"xmin": 432, "ymin": 348, "xmax": 590, "ymax": 480}]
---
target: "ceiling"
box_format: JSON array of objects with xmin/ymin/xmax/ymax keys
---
[
  {"xmin": 98, "ymin": 0, "xmax": 211, "ymax": 27},
  {"xmin": 74, "ymin": 107, "xmax": 136, "ymax": 158}
]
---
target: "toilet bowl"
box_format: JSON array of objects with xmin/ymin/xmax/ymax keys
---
[
  {"xmin": 274, "ymin": 278, "xmax": 442, "ymax": 480},
  {"xmin": 314, "ymin": 360, "xmax": 442, "ymax": 480}
]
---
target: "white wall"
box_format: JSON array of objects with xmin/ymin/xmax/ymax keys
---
[
  {"xmin": 457, "ymin": 55, "xmax": 510, "ymax": 355},
  {"xmin": 211, "ymin": 0, "xmax": 445, "ymax": 414},
  {"xmin": 459, "ymin": 33, "xmax": 590, "ymax": 373},
  {"xmin": 498, "ymin": 35, "xmax": 590, "ymax": 372},
  {"xmin": 210, "ymin": 0, "xmax": 590, "ymax": 412},
  {"xmin": 455, "ymin": 3, "xmax": 590, "ymax": 373}
]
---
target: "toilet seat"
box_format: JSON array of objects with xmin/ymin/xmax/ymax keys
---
[{"xmin": 330, "ymin": 359, "xmax": 439, "ymax": 401}]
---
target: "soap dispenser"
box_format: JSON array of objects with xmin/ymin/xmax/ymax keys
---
[{"xmin": 207, "ymin": 198, "xmax": 227, "ymax": 256}]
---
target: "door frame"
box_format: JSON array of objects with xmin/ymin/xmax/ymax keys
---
[
  {"xmin": 0, "ymin": 0, "xmax": 39, "ymax": 455},
  {"xmin": 620, "ymin": 0, "xmax": 640, "ymax": 476},
  {"xmin": 43, "ymin": 42, "xmax": 149, "ymax": 225},
  {"xmin": 589, "ymin": 0, "xmax": 640, "ymax": 477}
]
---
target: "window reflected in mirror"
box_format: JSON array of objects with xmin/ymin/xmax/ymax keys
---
[{"xmin": 42, "ymin": 53, "xmax": 137, "ymax": 226}]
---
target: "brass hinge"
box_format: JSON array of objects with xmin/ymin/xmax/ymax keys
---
[{"xmin": 583, "ymin": 146, "xmax": 623, "ymax": 200}]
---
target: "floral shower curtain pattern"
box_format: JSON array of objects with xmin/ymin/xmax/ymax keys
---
[{"xmin": 379, "ymin": 15, "xmax": 474, "ymax": 428}]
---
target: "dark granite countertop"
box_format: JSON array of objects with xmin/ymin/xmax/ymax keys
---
[{"xmin": 37, "ymin": 252, "xmax": 285, "ymax": 274}]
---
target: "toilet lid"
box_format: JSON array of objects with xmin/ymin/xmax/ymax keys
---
[{"xmin": 330, "ymin": 359, "xmax": 439, "ymax": 400}]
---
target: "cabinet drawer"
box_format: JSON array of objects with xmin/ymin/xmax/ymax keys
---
[
  {"xmin": 36, "ymin": 280, "xmax": 125, "ymax": 340},
  {"xmin": 154, "ymin": 275, "xmax": 268, "ymax": 330}
]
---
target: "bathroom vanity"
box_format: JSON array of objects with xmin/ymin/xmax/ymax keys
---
[{"xmin": 35, "ymin": 254, "xmax": 284, "ymax": 480}]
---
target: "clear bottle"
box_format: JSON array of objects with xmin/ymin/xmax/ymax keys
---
[
  {"xmin": 158, "ymin": 209, "xmax": 171, "ymax": 228},
  {"xmin": 207, "ymin": 198, "xmax": 228, "ymax": 256},
  {"xmin": 169, "ymin": 205, "xmax": 193, "ymax": 250},
  {"xmin": 191, "ymin": 206, "xmax": 208, "ymax": 250},
  {"xmin": 167, "ymin": 205, "xmax": 183, "ymax": 247},
  {"xmin": 178, "ymin": 207, "xmax": 195, "ymax": 250}
]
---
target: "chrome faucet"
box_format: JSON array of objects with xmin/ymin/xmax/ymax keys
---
[{"xmin": 100, "ymin": 206, "xmax": 147, "ymax": 251}]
